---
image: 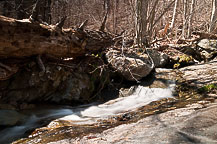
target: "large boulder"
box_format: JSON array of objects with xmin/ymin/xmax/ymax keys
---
[
  {"xmin": 197, "ymin": 39, "xmax": 217, "ymax": 52},
  {"xmin": 0, "ymin": 64, "xmax": 92, "ymax": 104},
  {"xmin": 197, "ymin": 39, "xmax": 217, "ymax": 60},
  {"xmin": 106, "ymin": 48, "xmax": 168, "ymax": 81},
  {"xmin": 180, "ymin": 59, "xmax": 217, "ymax": 87}
]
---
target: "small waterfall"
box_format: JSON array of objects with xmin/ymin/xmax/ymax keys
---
[
  {"xmin": 0, "ymin": 82, "xmax": 175, "ymax": 143},
  {"xmin": 61, "ymin": 82, "xmax": 175, "ymax": 122}
]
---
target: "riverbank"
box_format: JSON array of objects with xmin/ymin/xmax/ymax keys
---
[{"xmin": 11, "ymin": 60, "xmax": 217, "ymax": 144}]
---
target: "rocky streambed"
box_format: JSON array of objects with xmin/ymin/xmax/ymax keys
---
[
  {"xmin": 0, "ymin": 60, "xmax": 214, "ymax": 144},
  {"xmin": 1, "ymin": 75, "xmax": 175, "ymax": 143}
]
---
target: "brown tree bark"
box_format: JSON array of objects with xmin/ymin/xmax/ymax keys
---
[
  {"xmin": 0, "ymin": 15, "xmax": 114, "ymax": 59},
  {"xmin": 187, "ymin": 0, "xmax": 195, "ymax": 38},
  {"xmin": 209, "ymin": 0, "xmax": 217, "ymax": 33}
]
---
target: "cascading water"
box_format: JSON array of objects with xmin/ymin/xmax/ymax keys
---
[{"xmin": 0, "ymin": 81, "xmax": 175, "ymax": 144}]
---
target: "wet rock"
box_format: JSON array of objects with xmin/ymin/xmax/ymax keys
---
[
  {"xmin": 161, "ymin": 44, "xmax": 208, "ymax": 68},
  {"xmin": 0, "ymin": 110, "xmax": 25, "ymax": 126},
  {"xmin": 119, "ymin": 86, "xmax": 136, "ymax": 97},
  {"xmin": 179, "ymin": 46, "xmax": 204, "ymax": 62},
  {"xmin": 0, "ymin": 103, "xmax": 16, "ymax": 110},
  {"xmin": 19, "ymin": 103, "xmax": 35, "ymax": 110}
]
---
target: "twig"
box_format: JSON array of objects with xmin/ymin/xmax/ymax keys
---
[
  {"xmin": 99, "ymin": 1, "xmax": 109, "ymax": 32},
  {"xmin": 56, "ymin": 16, "xmax": 67, "ymax": 28},
  {"xmin": 29, "ymin": 0, "xmax": 41, "ymax": 22},
  {"xmin": 149, "ymin": 38, "xmax": 166, "ymax": 45},
  {"xmin": 153, "ymin": 0, "xmax": 175, "ymax": 27},
  {"xmin": 127, "ymin": 67, "xmax": 140, "ymax": 83},
  {"xmin": 79, "ymin": 20, "xmax": 88, "ymax": 30}
]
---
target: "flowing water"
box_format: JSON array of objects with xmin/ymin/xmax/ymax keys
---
[{"xmin": 0, "ymin": 82, "xmax": 175, "ymax": 144}]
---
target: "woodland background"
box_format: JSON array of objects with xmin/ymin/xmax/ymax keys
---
[{"xmin": 0, "ymin": 0, "xmax": 215, "ymax": 43}]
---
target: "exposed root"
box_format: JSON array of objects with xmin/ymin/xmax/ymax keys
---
[{"xmin": 0, "ymin": 62, "xmax": 12, "ymax": 71}]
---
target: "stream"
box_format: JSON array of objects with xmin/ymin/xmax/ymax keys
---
[{"xmin": 0, "ymin": 81, "xmax": 176, "ymax": 144}]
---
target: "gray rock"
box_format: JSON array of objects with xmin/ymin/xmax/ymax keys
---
[
  {"xmin": 106, "ymin": 49, "xmax": 153, "ymax": 81},
  {"xmin": 197, "ymin": 39, "xmax": 217, "ymax": 61},
  {"xmin": 197, "ymin": 39, "xmax": 217, "ymax": 52},
  {"xmin": 70, "ymin": 103, "xmax": 217, "ymax": 144},
  {"xmin": 106, "ymin": 49, "xmax": 168, "ymax": 81},
  {"xmin": 180, "ymin": 60, "xmax": 217, "ymax": 87}
]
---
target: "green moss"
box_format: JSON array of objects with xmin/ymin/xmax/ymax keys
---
[
  {"xmin": 173, "ymin": 55, "xmax": 194, "ymax": 68},
  {"xmin": 199, "ymin": 84, "xmax": 217, "ymax": 93}
]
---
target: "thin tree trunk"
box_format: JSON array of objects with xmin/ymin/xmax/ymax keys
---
[
  {"xmin": 182, "ymin": 0, "xmax": 188, "ymax": 39},
  {"xmin": 148, "ymin": 0, "xmax": 159, "ymax": 40},
  {"xmin": 209, "ymin": 0, "xmax": 217, "ymax": 32},
  {"xmin": 113, "ymin": 0, "xmax": 118, "ymax": 33},
  {"xmin": 135, "ymin": 0, "xmax": 149, "ymax": 46},
  {"xmin": 187, "ymin": 0, "xmax": 195, "ymax": 38},
  {"xmin": 170, "ymin": 0, "xmax": 179, "ymax": 30}
]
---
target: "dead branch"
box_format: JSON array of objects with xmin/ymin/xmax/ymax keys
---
[
  {"xmin": 79, "ymin": 20, "xmax": 88, "ymax": 30},
  {"xmin": 0, "ymin": 15, "xmax": 114, "ymax": 59},
  {"xmin": 99, "ymin": 7, "xmax": 109, "ymax": 31},
  {"xmin": 29, "ymin": 0, "xmax": 41, "ymax": 22}
]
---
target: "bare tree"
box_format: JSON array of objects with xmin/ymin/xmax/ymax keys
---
[
  {"xmin": 135, "ymin": 0, "xmax": 149, "ymax": 46},
  {"xmin": 209, "ymin": 0, "xmax": 217, "ymax": 32},
  {"xmin": 182, "ymin": 0, "xmax": 189, "ymax": 38},
  {"xmin": 0, "ymin": 0, "xmax": 214, "ymax": 41},
  {"xmin": 170, "ymin": 0, "xmax": 179, "ymax": 30},
  {"xmin": 187, "ymin": 0, "xmax": 195, "ymax": 38}
]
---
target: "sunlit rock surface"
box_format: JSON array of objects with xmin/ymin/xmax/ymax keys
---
[
  {"xmin": 106, "ymin": 48, "xmax": 168, "ymax": 81},
  {"xmin": 68, "ymin": 103, "xmax": 217, "ymax": 144},
  {"xmin": 197, "ymin": 39, "xmax": 217, "ymax": 52},
  {"xmin": 197, "ymin": 39, "xmax": 217, "ymax": 60},
  {"xmin": 180, "ymin": 60, "xmax": 217, "ymax": 87},
  {"xmin": 106, "ymin": 49, "xmax": 153, "ymax": 81}
]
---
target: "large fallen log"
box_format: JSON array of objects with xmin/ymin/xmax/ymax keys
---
[{"xmin": 0, "ymin": 15, "xmax": 114, "ymax": 58}]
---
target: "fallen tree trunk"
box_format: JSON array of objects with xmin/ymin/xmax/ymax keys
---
[{"xmin": 0, "ymin": 15, "xmax": 114, "ymax": 58}]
